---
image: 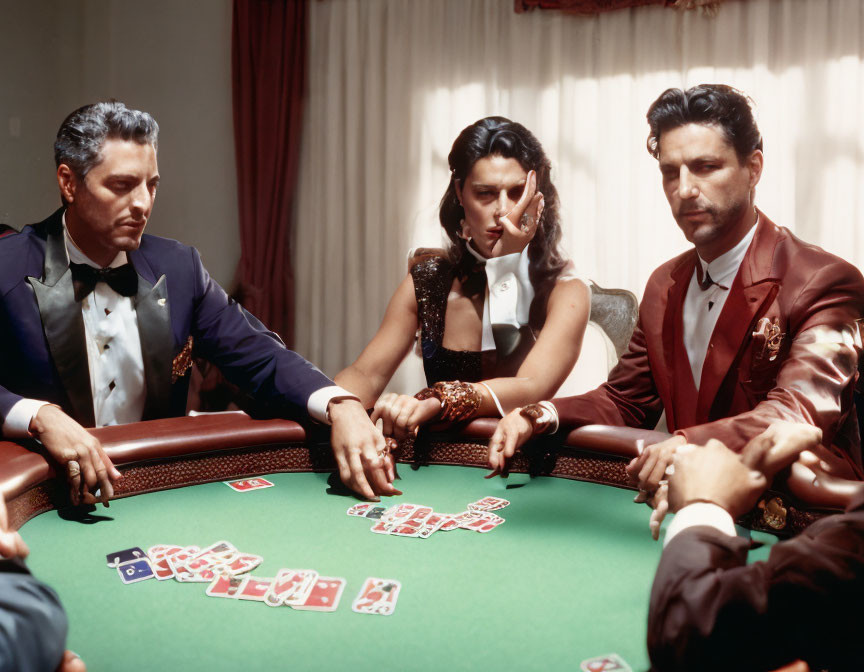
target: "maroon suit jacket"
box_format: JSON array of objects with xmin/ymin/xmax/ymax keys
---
[
  {"xmin": 647, "ymin": 488, "xmax": 864, "ymax": 671},
  {"xmin": 555, "ymin": 213, "xmax": 864, "ymax": 467}
]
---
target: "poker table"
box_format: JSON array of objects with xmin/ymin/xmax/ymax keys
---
[{"xmin": 1, "ymin": 414, "xmax": 850, "ymax": 671}]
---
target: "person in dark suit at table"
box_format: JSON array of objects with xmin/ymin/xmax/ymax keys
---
[
  {"xmin": 0, "ymin": 102, "xmax": 398, "ymax": 504},
  {"xmin": 486, "ymin": 85, "xmax": 864, "ymax": 529},
  {"xmin": 0, "ymin": 494, "xmax": 85, "ymax": 672},
  {"xmin": 647, "ymin": 421, "xmax": 864, "ymax": 672}
]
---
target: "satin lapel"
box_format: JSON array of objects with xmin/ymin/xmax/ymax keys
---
[
  {"xmin": 660, "ymin": 254, "xmax": 696, "ymax": 431},
  {"xmin": 27, "ymin": 218, "xmax": 95, "ymax": 426},
  {"xmin": 134, "ymin": 272, "xmax": 173, "ymax": 420},
  {"xmin": 696, "ymin": 215, "xmax": 781, "ymax": 420}
]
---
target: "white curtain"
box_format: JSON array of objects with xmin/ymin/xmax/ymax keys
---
[{"xmin": 295, "ymin": 0, "xmax": 864, "ymax": 396}]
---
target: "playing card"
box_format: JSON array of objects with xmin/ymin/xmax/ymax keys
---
[
  {"xmin": 221, "ymin": 553, "xmax": 263, "ymax": 576},
  {"xmin": 467, "ymin": 496, "xmax": 510, "ymax": 512},
  {"xmin": 417, "ymin": 513, "xmax": 447, "ymax": 539},
  {"xmin": 224, "ymin": 478, "xmax": 275, "ymax": 492},
  {"xmin": 437, "ymin": 515, "xmax": 461, "ymax": 532},
  {"xmin": 452, "ymin": 511, "xmax": 483, "ymax": 529},
  {"xmin": 462, "ymin": 512, "xmax": 505, "ymax": 533},
  {"xmin": 237, "ymin": 577, "xmax": 274, "ymax": 601},
  {"xmin": 206, "ymin": 573, "xmax": 246, "ymax": 598},
  {"xmin": 347, "ymin": 503, "xmax": 373, "ymax": 517},
  {"xmin": 117, "ymin": 558, "xmax": 155, "ymax": 584},
  {"xmin": 364, "ymin": 506, "xmax": 387, "ymax": 520},
  {"xmin": 264, "ymin": 569, "xmax": 319, "ymax": 607},
  {"xmin": 390, "ymin": 506, "xmax": 433, "ymax": 537},
  {"xmin": 579, "ymin": 654, "xmax": 633, "ymax": 672},
  {"xmin": 381, "ymin": 503, "xmax": 419, "ymax": 524},
  {"xmin": 351, "ymin": 577, "xmax": 401, "ymax": 615},
  {"xmin": 146, "ymin": 545, "xmax": 185, "ymax": 580},
  {"xmin": 106, "ymin": 547, "xmax": 146, "ymax": 568},
  {"xmin": 293, "ymin": 577, "xmax": 346, "ymax": 612}
]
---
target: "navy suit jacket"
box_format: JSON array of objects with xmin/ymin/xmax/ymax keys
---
[{"xmin": 0, "ymin": 208, "xmax": 333, "ymax": 427}]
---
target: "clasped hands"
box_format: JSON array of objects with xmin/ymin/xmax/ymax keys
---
[{"xmin": 632, "ymin": 422, "xmax": 824, "ymax": 540}]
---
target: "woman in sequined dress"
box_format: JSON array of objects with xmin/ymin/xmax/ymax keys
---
[{"xmin": 335, "ymin": 117, "xmax": 590, "ymax": 438}]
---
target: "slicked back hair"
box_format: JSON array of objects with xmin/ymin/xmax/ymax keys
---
[
  {"xmin": 54, "ymin": 101, "xmax": 159, "ymax": 179},
  {"xmin": 646, "ymin": 85, "xmax": 762, "ymax": 164}
]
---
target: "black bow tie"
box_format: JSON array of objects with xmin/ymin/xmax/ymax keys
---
[
  {"xmin": 695, "ymin": 263, "xmax": 728, "ymax": 292},
  {"xmin": 70, "ymin": 262, "xmax": 138, "ymax": 302}
]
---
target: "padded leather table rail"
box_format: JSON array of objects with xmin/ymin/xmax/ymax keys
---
[{"xmin": 0, "ymin": 413, "xmax": 853, "ymax": 534}]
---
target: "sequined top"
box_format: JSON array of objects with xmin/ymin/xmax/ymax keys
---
[{"xmin": 410, "ymin": 256, "xmax": 534, "ymax": 385}]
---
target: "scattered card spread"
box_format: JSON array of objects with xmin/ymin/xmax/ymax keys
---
[
  {"xmin": 109, "ymin": 540, "xmax": 359, "ymax": 616},
  {"xmin": 351, "ymin": 577, "xmax": 401, "ymax": 616},
  {"xmin": 347, "ymin": 496, "xmax": 508, "ymax": 538},
  {"xmin": 579, "ymin": 654, "xmax": 633, "ymax": 672},
  {"xmin": 224, "ymin": 478, "xmax": 275, "ymax": 492}
]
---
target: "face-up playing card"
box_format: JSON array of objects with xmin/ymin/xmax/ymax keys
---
[
  {"xmin": 467, "ymin": 496, "xmax": 510, "ymax": 512},
  {"xmin": 206, "ymin": 573, "xmax": 246, "ymax": 598},
  {"xmin": 222, "ymin": 553, "xmax": 263, "ymax": 576},
  {"xmin": 106, "ymin": 547, "xmax": 146, "ymax": 568},
  {"xmin": 416, "ymin": 513, "xmax": 447, "ymax": 539},
  {"xmin": 351, "ymin": 577, "xmax": 401, "ymax": 616},
  {"xmin": 364, "ymin": 506, "xmax": 387, "ymax": 520},
  {"xmin": 224, "ymin": 478, "xmax": 275, "ymax": 492},
  {"xmin": 293, "ymin": 577, "xmax": 346, "ymax": 612},
  {"xmin": 437, "ymin": 515, "xmax": 461, "ymax": 532},
  {"xmin": 451, "ymin": 511, "xmax": 483, "ymax": 529},
  {"xmin": 579, "ymin": 654, "xmax": 633, "ymax": 672},
  {"xmin": 389, "ymin": 506, "xmax": 433, "ymax": 537},
  {"xmin": 146, "ymin": 545, "xmax": 186, "ymax": 580},
  {"xmin": 237, "ymin": 577, "xmax": 274, "ymax": 601},
  {"xmin": 347, "ymin": 503, "xmax": 373, "ymax": 517},
  {"xmin": 462, "ymin": 512, "xmax": 505, "ymax": 533},
  {"xmin": 264, "ymin": 569, "xmax": 319, "ymax": 607},
  {"xmin": 117, "ymin": 558, "xmax": 155, "ymax": 584},
  {"xmin": 382, "ymin": 503, "xmax": 419, "ymax": 524}
]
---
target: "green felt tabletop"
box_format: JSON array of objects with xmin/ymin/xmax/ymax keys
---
[{"xmin": 21, "ymin": 465, "xmax": 775, "ymax": 671}]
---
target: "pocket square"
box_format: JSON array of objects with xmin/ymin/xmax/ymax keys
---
[
  {"xmin": 752, "ymin": 317, "xmax": 784, "ymax": 363},
  {"xmin": 172, "ymin": 335, "xmax": 194, "ymax": 383}
]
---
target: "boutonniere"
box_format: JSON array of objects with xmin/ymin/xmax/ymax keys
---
[
  {"xmin": 752, "ymin": 317, "xmax": 784, "ymax": 363},
  {"xmin": 172, "ymin": 335, "xmax": 194, "ymax": 383}
]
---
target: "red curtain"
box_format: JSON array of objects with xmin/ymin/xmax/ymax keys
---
[{"xmin": 231, "ymin": 0, "xmax": 307, "ymax": 346}]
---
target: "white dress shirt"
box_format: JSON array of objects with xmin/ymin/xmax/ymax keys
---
[
  {"xmin": 682, "ymin": 221, "xmax": 757, "ymax": 389},
  {"xmin": 3, "ymin": 219, "xmax": 350, "ymax": 436},
  {"xmin": 663, "ymin": 501, "xmax": 737, "ymax": 547}
]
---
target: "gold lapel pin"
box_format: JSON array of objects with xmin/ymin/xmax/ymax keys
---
[{"xmin": 157, "ymin": 298, "xmax": 167, "ymax": 307}]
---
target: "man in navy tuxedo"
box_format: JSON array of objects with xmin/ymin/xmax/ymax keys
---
[{"xmin": 0, "ymin": 102, "xmax": 398, "ymax": 503}]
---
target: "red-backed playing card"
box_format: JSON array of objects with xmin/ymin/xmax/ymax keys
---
[
  {"xmin": 579, "ymin": 654, "xmax": 632, "ymax": 672},
  {"xmin": 237, "ymin": 577, "xmax": 273, "ymax": 601},
  {"xmin": 206, "ymin": 573, "xmax": 246, "ymax": 598},
  {"xmin": 224, "ymin": 478, "xmax": 274, "ymax": 492},
  {"xmin": 294, "ymin": 577, "xmax": 346, "ymax": 612},
  {"xmin": 351, "ymin": 577, "xmax": 401, "ymax": 615}
]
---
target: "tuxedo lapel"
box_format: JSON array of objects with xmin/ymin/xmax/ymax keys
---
[
  {"xmin": 27, "ymin": 214, "xmax": 95, "ymax": 426},
  {"xmin": 696, "ymin": 215, "xmax": 781, "ymax": 420},
  {"xmin": 129, "ymin": 250, "xmax": 173, "ymax": 420},
  {"xmin": 660, "ymin": 253, "xmax": 696, "ymax": 431}
]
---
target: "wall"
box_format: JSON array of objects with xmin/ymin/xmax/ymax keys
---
[{"xmin": 0, "ymin": 0, "xmax": 239, "ymax": 287}]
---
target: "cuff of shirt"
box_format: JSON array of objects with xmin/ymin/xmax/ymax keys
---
[
  {"xmin": 484, "ymin": 248, "xmax": 534, "ymax": 328},
  {"xmin": 3, "ymin": 399, "xmax": 51, "ymax": 438},
  {"xmin": 306, "ymin": 386, "xmax": 361, "ymax": 425},
  {"xmin": 536, "ymin": 400, "xmax": 559, "ymax": 434},
  {"xmin": 663, "ymin": 502, "xmax": 736, "ymax": 548}
]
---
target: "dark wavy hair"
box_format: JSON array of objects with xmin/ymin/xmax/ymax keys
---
[
  {"xmin": 646, "ymin": 84, "xmax": 762, "ymax": 163},
  {"xmin": 439, "ymin": 116, "xmax": 568, "ymax": 330}
]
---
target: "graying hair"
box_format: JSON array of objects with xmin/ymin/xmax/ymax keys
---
[{"xmin": 54, "ymin": 101, "xmax": 159, "ymax": 178}]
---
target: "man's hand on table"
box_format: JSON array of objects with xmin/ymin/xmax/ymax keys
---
[
  {"xmin": 626, "ymin": 434, "xmax": 687, "ymax": 498},
  {"xmin": 329, "ymin": 399, "xmax": 402, "ymax": 501},
  {"xmin": 486, "ymin": 409, "xmax": 535, "ymax": 478},
  {"xmin": 29, "ymin": 405, "xmax": 121, "ymax": 508},
  {"xmin": 0, "ymin": 495, "xmax": 29, "ymax": 560}
]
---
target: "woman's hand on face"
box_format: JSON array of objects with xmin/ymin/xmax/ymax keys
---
[
  {"xmin": 371, "ymin": 392, "xmax": 442, "ymax": 440},
  {"xmin": 496, "ymin": 170, "xmax": 544, "ymax": 257}
]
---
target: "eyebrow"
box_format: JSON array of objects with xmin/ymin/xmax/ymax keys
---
[
  {"xmin": 659, "ymin": 156, "xmax": 723, "ymax": 170},
  {"xmin": 470, "ymin": 179, "xmax": 527, "ymax": 189}
]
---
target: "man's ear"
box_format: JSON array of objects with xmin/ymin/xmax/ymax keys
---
[
  {"xmin": 57, "ymin": 164, "xmax": 78, "ymax": 204},
  {"xmin": 747, "ymin": 149, "xmax": 764, "ymax": 189}
]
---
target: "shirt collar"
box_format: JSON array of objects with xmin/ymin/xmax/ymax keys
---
[
  {"xmin": 62, "ymin": 211, "xmax": 128, "ymax": 269},
  {"xmin": 465, "ymin": 240, "xmax": 488, "ymax": 264},
  {"xmin": 696, "ymin": 213, "xmax": 758, "ymax": 286}
]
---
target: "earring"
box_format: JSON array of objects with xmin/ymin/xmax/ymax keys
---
[{"xmin": 459, "ymin": 219, "xmax": 471, "ymax": 241}]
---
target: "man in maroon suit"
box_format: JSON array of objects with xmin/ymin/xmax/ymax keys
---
[{"xmin": 487, "ymin": 85, "xmax": 864, "ymax": 519}]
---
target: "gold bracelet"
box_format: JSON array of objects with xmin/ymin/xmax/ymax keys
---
[{"xmin": 414, "ymin": 381, "xmax": 481, "ymax": 422}]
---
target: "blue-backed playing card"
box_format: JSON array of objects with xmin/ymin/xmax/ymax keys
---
[
  {"xmin": 106, "ymin": 547, "xmax": 146, "ymax": 568},
  {"xmin": 117, "ymin": 559, "xmax": 155, "ymax": 584}
]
